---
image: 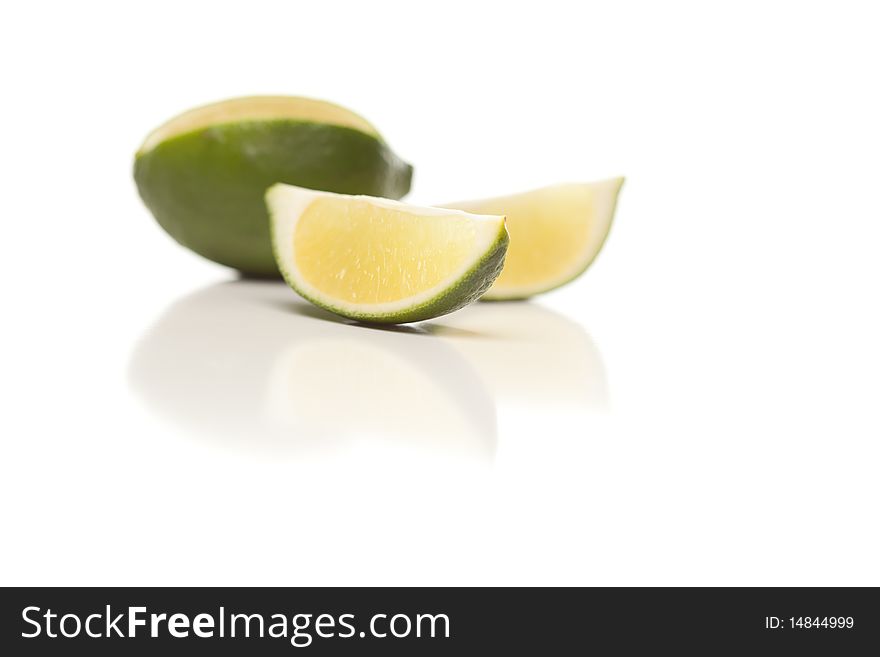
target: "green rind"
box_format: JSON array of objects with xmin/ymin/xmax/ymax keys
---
[
  {"xmin": 134, "ymin": 120, "xmax": 413, "ymax": 276},
  {"xmin": 482, "ymin": 177, "xmax": 625, "ymax": 301},
  {"xmin": 269, "ymin": 205, "xmax": 510, "ymax": 325}
]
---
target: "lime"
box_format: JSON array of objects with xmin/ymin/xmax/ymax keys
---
[
  {"xmin": 445, "ymin": 177, "xmax": 624, "ymax": 299},
  {"xmin": 266, "ymin": 184, "xmax": 509, "ymax": 324},
  {"xmin": 134, "ymin": 96, "xmax": 413, "ymax": 276}
]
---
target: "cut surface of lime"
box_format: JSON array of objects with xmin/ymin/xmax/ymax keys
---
[
  {"xmin": 134, "ymin": 96, "xmax": 412, "ymax": 276},
  {"xmin": 138, "ymin": 96, "xmax": 381, "ymax": 154},
  {"xmin": 445, "ymin": 178, "xmax": 624, "ymax": 300},
  {"xmin": 267, "ymin": 184, "xmax": 508, "ymax": 324}
]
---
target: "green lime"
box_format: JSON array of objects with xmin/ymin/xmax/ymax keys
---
[{"xmin": 134, "ymin": 96, "xmax": 413, "ymax": 276}]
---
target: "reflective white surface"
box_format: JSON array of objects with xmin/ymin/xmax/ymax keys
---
[
  {"xmin": 129, "ymin": 281, "xmax": 608, "ymax": 462},
  {"xmin": 2, "ymin": 0, "xmax": 879, "ymax": 585}
]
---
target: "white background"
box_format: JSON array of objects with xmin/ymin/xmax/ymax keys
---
[{"xmin": 2, "ymin": 1, "xmax": 878, "ymax": 586}]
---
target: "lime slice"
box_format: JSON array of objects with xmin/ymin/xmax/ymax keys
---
[
  {"xmin": 266, "ymin": 184, "xmax": 509, "ymax": 324},
  {"xmin": 445, "ymin": 177, "xmax": 624, "ymax": 300},
  {"xmin": 134, "ymin": 96, "xmax": 413, "ymax": 276}
]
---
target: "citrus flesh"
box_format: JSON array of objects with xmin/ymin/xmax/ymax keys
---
[
  {"xmin": 267, "ymin": 184, "xmax": 509, "ymax": 324},
  {"xmin": 137, "ymin": 96, "xmax": 381, "ymax": 154},
  {"xmin": 445, "ymin": 177, "xmax": 624, "ymax": 299},
  {"xmin": 134, "ymin": 96, "xmax": 412, "ymax": 276}
]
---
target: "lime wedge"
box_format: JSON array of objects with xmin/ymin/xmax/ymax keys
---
[
  {"xmin": 445, "ymin": 177, "xmax": 624, "ymax": 299},
  {"xmin": 266, "ymin": 184, "xmax": 509, "ymax": 324}
]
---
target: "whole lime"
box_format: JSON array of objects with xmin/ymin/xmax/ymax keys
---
[{"xmin": 134, "ymin": 96, "xmax": 413, "ymax": 276}]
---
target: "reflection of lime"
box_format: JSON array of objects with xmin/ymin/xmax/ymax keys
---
[
  {"xmin": 128, "ymin": 281, "xmax": 496, "ymax": 457},
  {"xmin": 267, "ymin": 184, "xmax": 509, "ymax": 324},
  {"xmin": 134, "ymin": 96, "xmax": 413, "ymax": 276},
  {"xmin": 265, "ymin": 337, "xmax": 495, "ymax": 457},
  {"xmin": 443, "ymin": 302, "xmax": 609, "ymax": 410},
  {"xmin": 446, "ymin": 178, "xmax": 624, "ymax": 299}
]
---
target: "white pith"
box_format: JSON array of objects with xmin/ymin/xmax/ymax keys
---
[
  {"xmin": 138, "ymin": 96, "xmax": 380, "ymax": 155},
  {"xmin": 267, "ymin": 184, "xmax": 505, "ymax": 318}
]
